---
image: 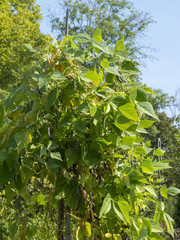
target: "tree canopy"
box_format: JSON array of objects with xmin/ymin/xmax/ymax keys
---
[{"xmin": 0, "ymin": 0, "xmax": 51, "ymax": 89}]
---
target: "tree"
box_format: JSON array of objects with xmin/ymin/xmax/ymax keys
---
[
  {"xmin": 145, "ymin": 90, "xmax": 180, "ymax": 231},
  {"xmin": 0, "ymin": 0, "xmax": 51, "ymax": 89},
  {"xmin": 0, "ymin": 29, "xmax": 178, "ymax": 239},
  {"xmin": 49, "ymin": 0, "xmax": 154, "ymax": 63}
]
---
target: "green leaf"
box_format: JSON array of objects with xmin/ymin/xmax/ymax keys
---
[
  {"xmin": 0, "ymin": 162, "xmax": 15, "ymax": 187},
  {"xmin": 0, "ymin": 151, "xmax": 8, "ymax": 165},
  {"xmin": 100, "ymin": 58, "xmax": 109, "ymax": 68},
  {"xmin": 85, "ymin": 71, "xmax": 102, "ymax": 85},
  {"xmin": 47, "ymin": 141, "xmax": 59, "ymax": 151},
  {"xmin": 149, "ymin": 219, "xmax": 163, "ymax": 233},
  {"xmin": 48, "ymin": 88, "xmax": 59, "ymax": 108},
  {"xmin": 114, "ymin": 116, "xmax": 133, "ymax": 131},
  {"xmin": 141, "ymin": 160, "xmax": 154, "ymax": 174},
  {"xmin": 154, "ymin": 148, "xmax": 165, "ymax": 156},
  {"xmin": 136, "ymin": 88, "xmax": 147, "ymax": 102},
  {"xmin": 74, "ymin": 120, "xmax": 86, "ymax": 133},
  {"xmin": 129, "ymin": 170, "xmax": 149, "ymax": 184},
  {"xmin": 163, "ymin": 213, "xmax": 174, "ymax": 237},
  {"xmin": 37, "ymin": 74, "xmax": 49, "ymax": 90},
  {"xmin": 35, "ymin": 154, "xmax": 45, "ymax": 164},
  {"xmin": 48, "ymin": 158, "xmax": 62, "ymax": 173},
  {"xmin": 0, "ymin": 105, "xmax": 4, "ymax": 128},
  {"xmin": 65, "ymin": 148, "xmax": 77, "ymax": 169},
  {"xmin": 93, "ymin": 28, "xmax": 102, "ymax": 43},
  {"xmin": 119, "ymin": 103, "xmax": 140, "ymax": 121},
  {"xmin": 7, "ymin": 149, "xmax": 19, "ymax": 171},
  {"xmin": 112, "ymin": 94, "xmax": 126, "ymax": 107},
  {"xmin": 6, "ymin": 183, "xmax": 16, "ymax": 204},
  {"xmin": 51, "ymin": 71, "xmax": 66, "ymax": 80},
  {"xmin": 90, "ymin": 105, "xmax": 97, "ymax": 117},
  {"xmin": 143, "ymin": 218, "xmax": 152, "ymax": 235},
  {"xmin": 95, "ymin": 137, "xmax": 112, "ymax": 147},
  {"xmin": 92, "ymin": 39, "xmax": 110, "ymax": 54},
  {"xmin": 117, "ymin": 200, "xmax": 130, "ymax": 223},
  {"xmin": 104, "ymin": 67, "xmax": 120, "ymax": 76},
  {"xmin": 160, "ymin": 185, "xmax": 167, "ymax": 198},
  {"xmin": 144, "ymin": 185, "xmax": 157, "ymax": 198},
  {"xmin": 99, "ymin": 193, "xmax": 112, "ymax": 218},
  {"xmin": 167, "ymin": 187, "xmax": 180, "ymax": 196},
  {"xmin": 77, "ymin": 102, "xmax": 89, "ymax": 113},
  {"xmin": 40, "ymin": 145, "xmax": 46, "ymax": 157},
  {"xmin": 116, "ymin": 39, "xmax": 125, "ymax": 51},
  {"xmin": 152, "ymin": 161, "xmax": 171, "ymax": 170},
  {"xmin": 121, "ymin": 60, "xmax": 139, "ymax": 73},
  {"xmin": 113, "ymin": 202, "xmax": 126, "ymax": 222},
  {"xmin": 23, "ymin": 44, "xmax": 36, "ymax": 52},
  {"xmin": 74, "ymin": 50, "xmax": 85, "ymax": 63},
  {"xmin": 74, "ymin": 33, "xmax": 91, "ymax": 43},
  {"xmin": 135, "ymin": 146, "xmax": 146, "ymax": 154},
  {"xmin": 50, "ymin": 152, "xmax": 62, "ymax": 161},
  {"xmin": 137, "ymin": 102, "xmax": 159, "ymax": 120},
  {"xmin": 66, "ymin": 189, "xmax": 78, "ymax": 210},
  {"xmin": 139, "ymin": 120, "xmax": 155, "ymax": 128},
  {"xmin": 122, "ymin": 136, "xmax": 136, "ymax": 146},
  {"xmin": 148, "ymin": 233, "xmax": 164, "ymax": 240},
  {"xmin": 14, "ymin": 130, "xmax": 30, "ymax": 151},
  {"xmin": 9, "ymin": 221, "xmax": 18, "ymax": 238},
  {"xmin": 55, "ymin": 175, "xmax": 72, "ymax": 198}
]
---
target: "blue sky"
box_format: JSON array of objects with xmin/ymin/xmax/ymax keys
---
[{"xmin": 36, "ymin": 0, "xmax": 180, "ymax": 97}]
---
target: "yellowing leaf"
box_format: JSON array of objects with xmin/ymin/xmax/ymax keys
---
[
  {"xmin": 85, "ymin": 71, "xmax": 102, "ymax": 85},
  {"xmin": 161, "ymin": 185, "xmax": 167, "ymax": 199}
]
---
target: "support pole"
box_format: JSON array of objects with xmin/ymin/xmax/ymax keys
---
[
  {"xmin": 65, "ymin": 8, "xmax": 69, "ymax": 36},
  {"xmin": 58, "ymin": 199, "xmax": 64, "ymax": 240},
  {"xmin": 158, "ymin": 138, "xmax": 162, "ymax": 201}
]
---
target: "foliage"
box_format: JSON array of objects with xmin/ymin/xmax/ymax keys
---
[
  {"xmin": 49, "ymin": 0, "xmax": 154, "ymax": 62},
  {"xmin": 0, "ymin": 30, "xmax": 178, "ymax": 239},
  {"xmin": 142, "ymin": 88, "xmax": 180, "ymax": 231},
  {"xmin": 0, "ymin": 0, "xmax": 51, "ymax": 89}
]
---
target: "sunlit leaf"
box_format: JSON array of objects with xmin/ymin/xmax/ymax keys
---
[
  {"xmin": 119, "ymin": 103, "xmax": 140, "ymax": 121},
  {"xmin": 99, "ymin": 193, "xmax": 112, "ymax": 218},
  {"xmin": 74, "ymin": 33, "xmax": 91, "ymax": 43},
  {"xmin": 85, "ymin": 71, "xmax": 102, "ymax": 85},
  {"xmin": 160, "ymin": 185, "xmax": 167, "ymax": 198},
  {"xmin": 137, "ymin": 102, "xmax": 159, "ymax": 120},
  {"xmin": 164, "ymin": 213, "xmax": 174, "ymax": 237},
  {"xmin": 93, "ymin": 28, "xmax": 102, "ymax": 43},
  {"xmin": 116, "ymin": 39, "xmax": 125, "ymax": 51}
]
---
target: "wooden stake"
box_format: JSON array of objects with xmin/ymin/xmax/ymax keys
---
[
  {"xmin": 65, "ymin": 8, "xmax": 69, "ymax": 36},
  {"xmin": 158, "ymin": 138, "xmax": 163, "ymax": 201}
]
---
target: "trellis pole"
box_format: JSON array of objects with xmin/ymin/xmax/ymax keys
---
[
  {"xmin": 57, "ymin": 8, "xmax": 71, "ymax": 240},
  {"xmin": 158, "ymin": 138, "xmax": 163, "ymax": 201}
]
